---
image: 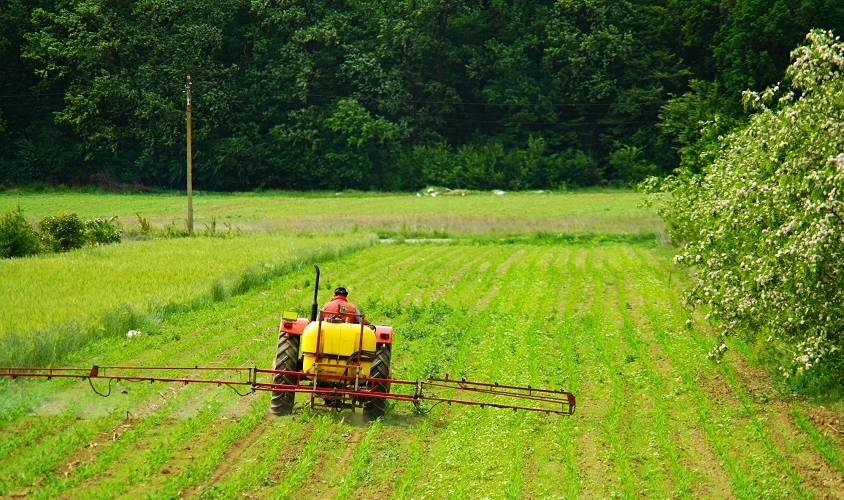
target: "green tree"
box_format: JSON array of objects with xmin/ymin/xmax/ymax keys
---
[
  {"xmin": 712, "ymin": 0, "xmax": 844, "ymax": 100},
  {"xmin": 23, "ymin": 0, "xmax": 252, "ymax": 186},
  {"xmin": 650, "ymin": 30, "xmax": 844, "ymax": 382}
]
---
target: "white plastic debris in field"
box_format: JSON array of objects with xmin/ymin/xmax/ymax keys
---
[{"xmin": 127, "ymin": 330, "xmax": 142, "ymax": 338}]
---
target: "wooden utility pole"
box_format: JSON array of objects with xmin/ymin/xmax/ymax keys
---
[{"xmin": 186, "ymin": 75, "xmax": 194, "ymax": 234}]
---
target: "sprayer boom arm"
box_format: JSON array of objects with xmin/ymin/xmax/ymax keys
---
[{"xmin": 1, "ymin": 365, "xmax": 575, "ymax": 415}]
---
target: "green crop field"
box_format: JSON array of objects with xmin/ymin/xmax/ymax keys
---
[
  {"xmin": 1, "ymin": 189, "xmax": 662, "ymax": 236},
  {"xmin": 1, "ymin": 192, "xmax": 843, "ymax": 498}
]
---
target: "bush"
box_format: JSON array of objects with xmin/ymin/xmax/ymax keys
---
[
  {"xmin": 648, "ymin": 30, "xmax": 844, "ymax": 380},
  {"xmin": 84, "ymin": 217, "xmax": 121, "ymax": 246},
  {"xmin": 0, "ymin": 207, "xmax": 41, "ymax": 258},
  {"xmin": 39, "ymin": 212, "xmax": 86, "ymax": 252}
]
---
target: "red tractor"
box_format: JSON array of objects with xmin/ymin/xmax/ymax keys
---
[{"xmin": 269, "ymin": 265, "xmax": 393, "ymax": 419}]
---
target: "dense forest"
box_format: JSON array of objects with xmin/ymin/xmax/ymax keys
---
[{"xmin": 1, "ymin": 0, "xmax": 843, "ymax": 191}]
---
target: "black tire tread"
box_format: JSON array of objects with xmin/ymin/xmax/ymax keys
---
[
  {"xmin": 363, "ymin": 344, "xmax": 391, "ymax": 420},
  {"xmin": 269, "ymin": 334, "xmax": 299, "ymax": 415}
]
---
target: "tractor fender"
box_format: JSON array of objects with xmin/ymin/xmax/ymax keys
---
[
  {"xmin": 279, "ymin": 317, "xmax": 309, "ymax": 336},
  {"xmin": 372, "ymin": 325, "xmax": 393, "ymax": 344}
]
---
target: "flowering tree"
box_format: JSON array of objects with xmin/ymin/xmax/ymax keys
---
[{"xmin": 646, "ymin": 30, "xmax": 844, "ymax": 379}]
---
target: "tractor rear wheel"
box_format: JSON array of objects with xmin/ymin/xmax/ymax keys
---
[
  {"xmin": 363, "ymin": 344, "xmax": 391, "ymax": 421},
  {"xmin": 270, "ymin": 333, "xmax": 299, "ymax": 415}
]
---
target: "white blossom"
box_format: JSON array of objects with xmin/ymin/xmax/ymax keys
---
[{"xmin": 642, "ymin": 29, "xmax": 844, "ymax": 377}]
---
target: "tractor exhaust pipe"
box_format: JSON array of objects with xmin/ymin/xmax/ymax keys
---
[{"xmin": 310, "ymin": 264, "xmax": 320, "ymax": 322}]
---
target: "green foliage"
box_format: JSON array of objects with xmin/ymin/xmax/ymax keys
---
[
  {"xmin": 38, "ymin": 212, "xmax": 85, "ymax": 252},
  {"xmin": 83, "ymin": 217, "xmax": 121, "ymax": 246},
  {"xmin": 711, "ymin": 0, "xmax": 844, "ymax": 99},
  {"xmin": 649, "ymin": 30, "xmax": 844, "ymax": 379},
  {"xmin": 658, "ymin": 80, "xmax": 740, "ymax": 175},
  {"xmin": 0, "ymin": 207, "xmax": 40, "ymax": 258},
  {"xmin": 2, "ymin": 0, "xmax": 843, "ymax": 191},
  {"xmin": 397, "ymin": 138, "xmax": 601, "ymax": 189},
  {"xmin": 164, "ymin": 219, "xmax": 190, "ymax": 239},
  {"xmin": 2, "ymin": 208, "xmax": 120, "ymax": 258},
  {"xmin": 0, "ymin": 0, "xmax": 784, "ymax": 189},
  {"xmin": 607, "ymin": 145, "xmax": 657, "ymax": 184}
]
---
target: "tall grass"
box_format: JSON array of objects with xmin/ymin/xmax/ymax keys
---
[
  {"xmin": 0, "ymin": 233, "xmax": 361, "ymax": 334},
  {"xmin": 0, "ymin": 234, "xmax": 376, "ymax": 367}
]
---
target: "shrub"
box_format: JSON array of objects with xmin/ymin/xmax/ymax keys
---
[
  {"xmin": 165, "ymin": 219, "xmax": 190, "ymax": 238},
  {"xmin": 84, "ymin": 217, "xmax": 121, "ymax": 246},
  {"xmin": 0, "ymin": 207, "xmax": 41, "ymax": 258},
  {"xmin": 647, "ymin": 30, "xmax": 844, "ymax": 379},
  {"xmin": 607, "ymin": 145, "xmax": 657, "ymax": 184},
  {"xmin": 39, "ymin": 212, "xmax": 85, "ymax": 252}
]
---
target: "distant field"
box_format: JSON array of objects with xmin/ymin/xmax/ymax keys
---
[
  {"xmin": 2, "ymin": 242, "xmax": 842, "ymax": 498},
  {"xmin": 0, "ymin": 189, "xmax": 661, "ymax": 236}
]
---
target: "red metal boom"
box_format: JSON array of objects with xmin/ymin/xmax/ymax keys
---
[{"xmin": 1, "ymin": 365, "xmax": 575, "ymax": 415}]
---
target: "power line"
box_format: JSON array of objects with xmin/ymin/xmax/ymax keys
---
[{"xmin": 0, "ymin": 92, "xmax": 65, "ymax": 99}]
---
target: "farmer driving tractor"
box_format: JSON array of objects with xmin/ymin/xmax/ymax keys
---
[{"xmin": 322, "ymin": 286, "xmax": 370, "ymax": 326}]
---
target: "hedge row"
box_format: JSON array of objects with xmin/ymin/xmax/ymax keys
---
[{"xmin": 0, "ymin": 208, "xmax": 120, "ymax": 259}]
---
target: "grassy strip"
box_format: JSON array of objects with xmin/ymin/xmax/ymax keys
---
[
  {"xmin": 607, "ymin": 251, "xmax": 693, "ymax": 498},
  {"xmin": 585, "ymin": 252, "xmax": 636, "ymax": 497},
  {"xmin": 271, "ymin": 415, "xmax": 335, "ymax": 497},
  {"xmin": 0, "ymin": 407, "xmax": 77, "ymax": 463},
  {"xmin": 632, "ymin": 248, "xmax": 807, "ymax": 498},
  {"xmin": 0, "ymin": 235, "xmax": 376, "ymax": 368},
  {"xmin": 475, "ymin": 231, "xmax": 661, "ymax": 246},
  {"xmin": 790, "ymin": 406, "xmax": 844, "ymax": 475},
  {"xmin": 503, "ymin": 412, "xmax": 528, "ymax": 499},
  {"xmin": 390, "ymin": 420, "xmax": 431, "ymax": 498},
  {"xmin": 603, "ymin": 257, "xmax": 673, "ymax": 497},
  {"xmin": 32, "ymin": 393, "xmax": 222, "ymax": 499},
  {"xmin": 0, "ymin": 382, "xmax": 204, "ymax": 497},
  {"xmin": 541, "ymin": 248, "xmax": 583, "ymax": 499},
  {"xmin": 381, "ymin": 230, "xmax": 662, "ymax": 244},
  {"xmin": 640, "ymin": 246, "xmax": 813, "ymax": 498},
  {"xmin": 196, "ymin": 416, "xmax": 305, "ymax": 497},
  {"xmin": 1, "ymin": 190, "xmax": 656, "ymax": 224},
  {"xmin": 716, "ymin": 366, "xmax": 811, "ymax": 497},
  {"xmin": 149, "ymin": 398, "xmax": 269, "ymax": 499},
  {"xmin": 641, "ymin": 292, "xmax": 752, "ymax": 495},
  {"xmin": 334, "ymin": 420, "xmax": 382, "ymax": 499}
]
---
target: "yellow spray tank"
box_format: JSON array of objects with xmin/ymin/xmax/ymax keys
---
[{"xmin": 300, "ymin": 320, "xmax": 378, "ymax": 378}]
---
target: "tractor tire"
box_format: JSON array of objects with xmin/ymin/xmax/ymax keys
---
[
  {"xmin": 269, "ymin": 333, "xmax": 299, "ymax": 416},
  {"xmin": 363, "ymin": 344, "xmax": 391, "ymax": 421}
]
